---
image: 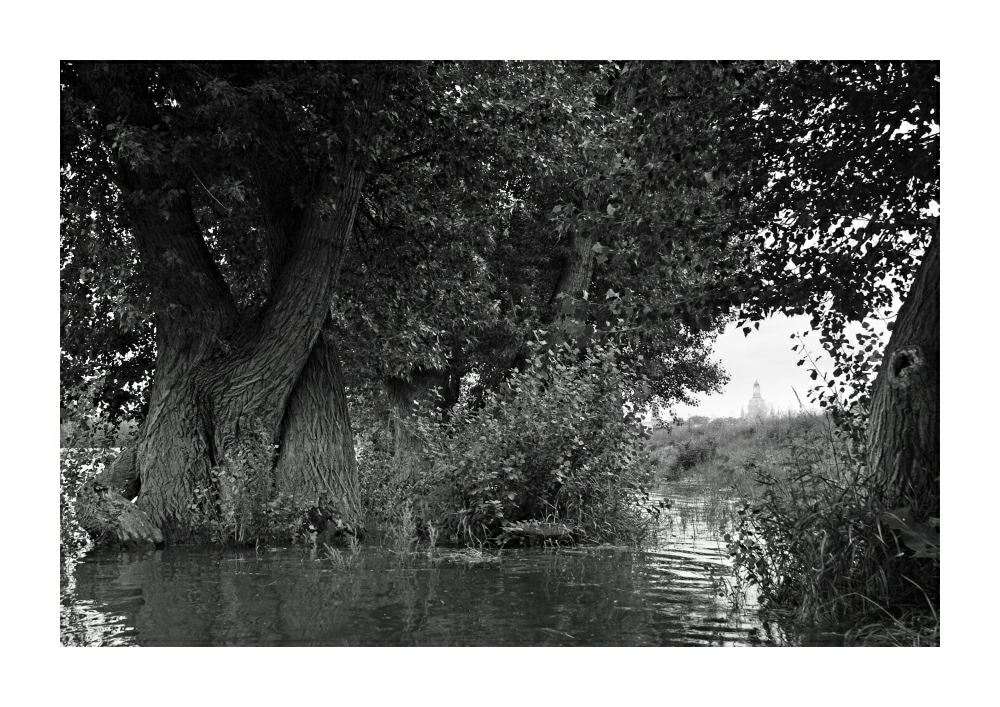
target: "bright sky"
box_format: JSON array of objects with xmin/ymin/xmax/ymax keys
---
[{"xmin": 661, "ymin": 313, "xmax": 889, "ymax": 421}]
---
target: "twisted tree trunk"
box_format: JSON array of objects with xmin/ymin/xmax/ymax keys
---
[
  {"xmin": 77, "ymin": 173, "xmax": 367, "ymax": 545},
  {"xmin": 74, "ymin": 64, "xmax": 384, "ymax": 547}
]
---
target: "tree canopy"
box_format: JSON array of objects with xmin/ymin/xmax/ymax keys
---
[
  {"xmin": 60, "ymin": 59, "xmax": 939, "ymax": 547},
  {"xmin": 62, "ymin": 60, "xmax": 743, "ymax": 424}
]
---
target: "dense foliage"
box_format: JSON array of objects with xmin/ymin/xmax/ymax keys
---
[
  {"xmin": 61, "ymin": 61, "xmax": 737, "ymax": 427},
  {"xmin": 409, "ymin": 342, "xmax": 659, "ymax": 545}
]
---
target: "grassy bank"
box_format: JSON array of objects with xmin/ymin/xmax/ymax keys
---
[{"xmin": 647, "ymin": 412, "xmax": 939, "ymax": 646}]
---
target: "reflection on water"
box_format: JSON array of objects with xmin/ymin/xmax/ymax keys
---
[{"xmin": 60, "ymin": 480, "xmax": 840, "ymax": 646}]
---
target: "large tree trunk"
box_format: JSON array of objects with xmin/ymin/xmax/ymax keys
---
[
  {"xmin": 75, "ymin": 64, "xmax": 384, "ymax": 548},
  {"xmin": 867, "ymin": 231, "xmax": 939, "ymax": 519},
  {"xmin": 80, "ymin": 186, "xmax": 241, "ymax": 544}
]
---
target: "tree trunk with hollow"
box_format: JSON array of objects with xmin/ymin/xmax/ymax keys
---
[{"xmin": 866, "ymin": 231, "xmax": 939, "ymax": 519}]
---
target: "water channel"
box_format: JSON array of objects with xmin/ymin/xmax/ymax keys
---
[{"xmin": 60, "ymin": 479, "xmax": 845, "ymax": 646}]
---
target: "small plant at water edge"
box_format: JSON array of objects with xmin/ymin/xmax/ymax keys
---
[{"xmin": 187, "ymin": 436, "xmax": 317, "ymax": 546}]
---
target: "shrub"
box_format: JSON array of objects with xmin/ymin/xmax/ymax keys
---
[
  {"xmin": 670, "ymin": 437, "xmax": 718, "ymax": 474},
  {"xmin": 60, "ymin": 382, "xmax": 137, "ymax": 557},
  {"xmin": 408, "ymin": 342, "xmax": 658, "ymax": 546},
  {"xmin": 356, "ymin": 429, "xmax": 409, "ymax": 528},
  {"xmin": 724, "ymin": 421, "xmax": 939, "ymax": 642}
]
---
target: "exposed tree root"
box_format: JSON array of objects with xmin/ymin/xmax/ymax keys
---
[{"xmin": 76, "ymin": 446, "xmax": 164, "ymax": 549}]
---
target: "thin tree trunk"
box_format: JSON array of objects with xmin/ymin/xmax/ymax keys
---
[
  {"xmin": 553, "ymin": 231, "xmax": 597, "ymax": 303},
  {"xmin": 867, "ymin": 231, "xmax": 939, "ymax": 518},
  {"xmin": 385, "ymin": 369, "xmax": 450, "ymax": 480},
  {"xmin": 545, "ymin": 231, "xmax": 598, "ymax": 355}
]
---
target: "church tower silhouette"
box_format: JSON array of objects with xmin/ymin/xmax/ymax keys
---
[{"xmin": 746, "ymin": 380, "xmax": 767, "ymax": 417}]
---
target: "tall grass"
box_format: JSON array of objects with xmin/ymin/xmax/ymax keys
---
[{"xmin": 648, "ymin": 412, "xmax": 939, "ymax": 645}]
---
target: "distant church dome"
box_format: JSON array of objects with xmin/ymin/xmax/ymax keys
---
[{"xmin": 746, "ymin": 380, "xmax": 767, "ymax": 417}]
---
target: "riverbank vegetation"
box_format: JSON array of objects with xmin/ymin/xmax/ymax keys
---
[
  {"xmin": 360, "ymin": 342, "xmax": 660, "ymax": 547},
  {"xmin": 648, "ymin": 413, "xmax": 939, "ymax": 646}
]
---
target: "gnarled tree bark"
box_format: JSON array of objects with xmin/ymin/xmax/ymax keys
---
[
  {"xmin": 274, "ymin": 321, "xmax": 361, "ymax": 525},
  {"xmin": 76, "ymin": 446, "xmax": 164, "ymax": 548}
]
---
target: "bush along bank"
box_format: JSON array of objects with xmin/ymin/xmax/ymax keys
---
[
  {"xmin": 648, "ymin": 412, "xmax": 939, "ymax": 646},
  {"xmin": 367, "ymin": 342, "xmax": 662, "ymax": 549}
]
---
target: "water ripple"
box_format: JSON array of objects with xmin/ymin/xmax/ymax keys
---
[{"xmin": 60, "ymin": 480, "xmax": 801, "ymax": 646}]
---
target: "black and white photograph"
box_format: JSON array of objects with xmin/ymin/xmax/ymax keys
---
[
  {"xmin": 56, "ymin": 55, "xmax": 940, "ymax": 649},
  {"xmin": 13, "ymin": 3, "xmax": 992, "ymax": 695}
]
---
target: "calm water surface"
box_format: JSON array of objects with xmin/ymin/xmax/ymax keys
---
[{"xmin": 61, "ymin": 480, "xmax": 843, "ymax": 646}]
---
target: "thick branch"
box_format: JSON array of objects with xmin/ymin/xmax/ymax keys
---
[
  {"xmin": 129, "ymin": 189, "xmax": 240, "ymax": 342},
  {"xmin": 246, "ymin": 149, "xmax": 306, "ymax": 295}
]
